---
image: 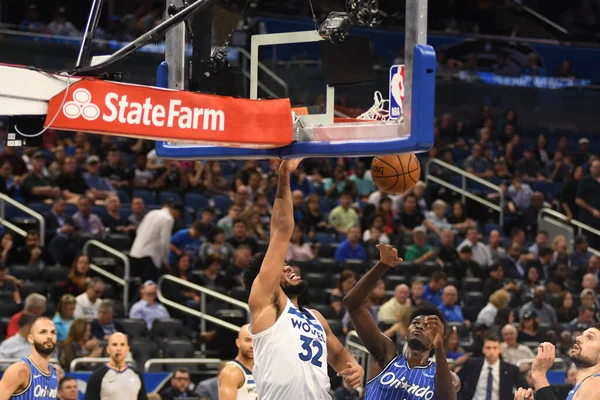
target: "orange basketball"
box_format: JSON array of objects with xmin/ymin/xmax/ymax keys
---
[{"xmin": 371, "ymin": 153, "xmax": 421, "ymax": 194}]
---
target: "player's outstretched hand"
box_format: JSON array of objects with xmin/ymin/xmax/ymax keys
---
[
  {"xmin": 514, "ymin": 388, "xmax": 534, "ymax": 400},
  {"xmin": 337, "ymin": 362, "xmax": 364, "ymax": 390},
  {"xmin": 532, "ymin": 342, "xmax": 555, "ymax": 375},
  {"xmin": 280, "ymin": 159, "xmax": 303, "ymax": 173},
  {"xmin": 424, "ymin": 316, "xmax": 445, "ymax": 348},
  {"xmin": 376, "ymin": 243, "xmax": 403, "ymax": 268}
]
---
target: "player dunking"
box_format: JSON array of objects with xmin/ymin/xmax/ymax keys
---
[
  {"xmin": 0, "ymin": 317, "xmax": 58, "ymax": 400},
  {"xmin": 344, "ymin": 244, "xmax": 460, "ymax": 400},
  {"xmin": 243, "ymin": 159, "xmax": 364, "ymax": 400}
]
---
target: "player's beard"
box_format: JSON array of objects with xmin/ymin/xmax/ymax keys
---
[
  {"xmin": 282, "ymin": 281, "xmax": 308, "ymax": 298},
  {"xmin": 570, "ymin": 350, "xmax": 596, "ymax": 369},
  {"xmin": 34, "ymin": 340, "xmax": 56, "ymax": 356},
  {"xmin": 407, "ymin": 338, "xmax": 428, "ymax": 352}
]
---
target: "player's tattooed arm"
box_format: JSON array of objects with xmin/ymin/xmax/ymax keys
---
[
  {"xmin": 344, "ymin": 244, "xmax": 402, "ymax": 367},
  {"xmin": 247, "ymin": 159, "xmax": 301, "ymax": 317},
  {"xmin": 0, "ymin": 362, "xmax": 29, "ymax": 400},
  {"xmin": 426, "ymin": 316, "xmax": 457, "ymax": 400}
]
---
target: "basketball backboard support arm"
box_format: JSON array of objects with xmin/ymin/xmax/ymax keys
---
[{"xmin": 154, "ymin": 0, "xmax": 434, "ymax": 159}]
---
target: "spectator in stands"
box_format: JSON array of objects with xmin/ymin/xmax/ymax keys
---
[
  {"xmin": 424, "ymin": 200, "xmax": 453, "ymax": 237},
  {"xmin": 84, "ymin": 156, "xmax": 116, "ymax": 202},
  {"xmin": 397, "ymin": 194, "xmax": 424, "ymax": 234},
  {"xmin": 436, "ymin": 229, "xmax": 458, "ymax": 268},
  {"xmin": 253, "ymin": 194, "xmax": 271, "ymax": 230},
  {"xmin": 226, "ymin": 246, "xmax": 253, "ymax": 288},
  {"xmin": 102, "ymin": 194, "xmax": 135, "ymax": 235},
  {"xmin": 100, "ymin": 148, "xmax": 131, "ymax": 190},
  {"xmin": 232, "ymin": 185, "xmax": 251, "ymax": 212},
  {"xmin": 559, "ymin": 166, "xmax": 583, "ymax": 221},
  {"xmin": 161, "ymin": 368, "xmax": 195, "ymax": 400},
  {"xmin": 458, "ymin": 227, "xmax": 492, "ymax": 268},
  {"xmin": 301, "ymin": 194, "xmax": 330, "ymax": 239},
  {"xmin": 519, "ymin": 286, "xmax": 557, "ymax": 327},
  {"xmin": 53, "ymin": 294, "xmax": 76, "ymax": 343},
  {"xmin": 546, "ymin": 263, "xmax": 570, "ymax": 294},
  {"xmin": 74, "ymin": 277, "xmax": 104, "ymax": 319},
  {"xmin": 132, "ymin": 153, "xmax": 157, "ymax": 189},
  {"xmin": 72, "ymin": 197, "xmax": 106, "ymax": 240},
  {"xmin": 204, "ymin": 161, "xmax": 230, "ymax": 196},
  {"xmin": 453, "ymin": 246, "xmax": 482, "ymax": 281},
  {"xmin": 6, "ymin": 293, "xmax": 46, "ymax": 338},
  {"xmin": 45, "ymin": 197, "xmax": 76, "ymax": 262},
  {"xmin": 57, "ymin": 254, "xmax": 90, "ymax": 299},
  {"xmin": 520, "ymin": 265, "xmax": 543, "ymax": 303},
  {"xmin": 422, "ymin": 271, "xmax": 447, "ymax": 307},
  {"xmin": 576, "ymin": 159, "xmax": 600, "ymax": 248},
  {"xmin": 403, "ymin": 226, "xmax": 435, "ymax": 264},
  {"xmin": 582, "ymin": 273, "xmax": 598, "ymax": 291},
  {"xmin": 506, "ymin": 175, "xmax": 534, "ymax": 215},
  {"xmin": 501, "ymin": 242, "xmax": 526, "ymax": 280},
  {"xmin": 378, "ymin": 284, "xmax": 411, "ymax": 324},
  {"xmin": 409, "ymin": 280, "xmax": 426, "ymax": 307},
  {"xmin": 194, "ymin": 255, "xmax": 227, "ymax": 295},
  {"xmin": 363, "ymin": 215, "xmax": 390, "ymax": 244},
  {"xmin": 0, "ymin": 161, "xmax": 17, "ymax": 196},
  {"xmin": 90, "ymin": 299, "xmax": 124, "ymax": 340},
  {"xmin": 580, "ymin": 288, "xmax": 596, "ymax": 309},
  {"xmin": 522, "ymin": 52, "xmax": 546, "ymax": 76},
  {"xmin": 349, "ymin": 161, "xmax": 374, "ymax": 197},
  {"xmin": 245, "ymin": 210, "xmax": 268, "ymax": 241},
  {"xmin": 485, "ymin": 230, "xmax": 506, "ymax": 264},
  {"xmin": 20, "ymin": 4, "xmax": 46, "ymax": 33},
  {"xmin": 574, "ymin": 138, "xmax": 591, "ymax": 167},
  {"xmin": 11, "ymin": 230, "xmax": 51, "ymax": 268},
  {"xmin": 0, "ymin": 313, "xmax": 38, "ymax": 363},
  {"xmin": 588, "ymin": 255, "xmax": 600, "ymax": 281},
  {"xmin": 286, "ymin": 226, "xmax": 316, "ymax": 262},
  {"xmin": 516, "ymin": 148, "xmax": 544, "ymax": 181},
  {"xmin": 567, "ymin": 305, "xmax": 595, "ymax": 333},
  {"xmin": 48, "ymin": 7, "xmax": 79, "ymax": 37},
  {"xmin": 127, "ymin": 197, "xmax": 146, "ymax": 230},
  {"xmin": 55, "ymin": 156, "xmax": 89, "ymax": 205},
  {"xmin": 476, "ymin": 289, "xmax": 511, "ymax": 327},
  {"xmin": 130, "ymin": 201, "xmax": 184, "ymax": 282},
  {"xmin": 500, "ymin": 324, "xmax": 535, "ymax": 366},
  {"xmin": 22, "ymin": 151, "xmax": 61, "ymax": 204},
  {"xmin": 571, "ymin": 235, "xmax": 593, "ymax": 268},
  {"xmin": 217, "ymin": 205, "xmax": 241, "ymax": 235},
  {"xmin": 444, "ymin": 329, "xmax": 469, "ymax": 367},
  {"xmin": 129, "ymin": 280, "xmax": 170, "ymax": 330},
  {"xmin": 168, "ymin": 220, "xmax": 203, "ymax": 265},
  {"xmin": 0, "ymin": 232, "xmax": 18, "ymax": 267},
  {"xmin": 0, "ymin": 264, "xmax": 20, "ymax": 305},
  {"xmin": 329, "ymin": 192, "xmax": 360, "ymax": 234},
  {"xmin": 334, "ymin": 225, "xmax": 366, "ymax": 263},
  {"xmin": 556, "ymin": 291, "xmax": 578, "ymax": 324},
  {"xmin": 463, "ymin": 143, "xmax": 494, "ymax": 178},
  {"xmin": 59, "ymin": 318, "xmax": 102, "ymax": 371},
  {"xmin": 198, "ymin": 227, "xmax": 235, "ymax": 267},
  {"xmin": 58, "ymin": 376, "xmax": 78, "ymax": 400},
  {"xmin": 528, "ymin": 231, "xmax": 549, "ymax": 258},
  {"xmin": 483, "ymin": 264, "xmax": 508, "ymax": 299},
  {"xmin": 544, "ymin": 151, "xmax": 570, "ymax": 183},
  {"xmin": 330, "ymin": 270, "xmax": 356, "ymax": 317},
  {"xmin": 227, "ymin": 219, "xmax": 258, "ymax": 253},
  {"xmin": 439, "ymin": 285, "xmax": 466, "ymax": 325},
  {"xmin": 517, "ymin": 311, "xmax": 543, "ymax": 343}
]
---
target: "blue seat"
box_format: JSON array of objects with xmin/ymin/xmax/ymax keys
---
[
  {"xmin": 530, "ymin": 181, "xmax": 554, "ymax": 198},
  {"xmin": 319, "ymin": 198, "xmax": 331, "ymax": 214},
  {"xmin": 29, "ymin": 203, "xmax": 51, "ymax": 215},
  {"xmin": 65, "ymin": 204, "xmax": 78, "ymax": 217},
  {"xmin": 484, "ymin": 223, "xmax": 502, "ymax": 235},
  {"xmin": 92, "ymin": 206, "xmax": 107, "ymax": 220},
  {"xmin": 158, "ymin": 191, "xmax": 182, "ymax": 205},
  {"xmin": 132, "ymin": 190, "xmax": 155, "ymax": 205},
  {"xmin": 116, "ymin": 190, "xmax": 130, "ymax": 204},
  {"xmin": 212, "ymin": 195, "xmax": 232, "ymax": 215},
  {"xmin": 119, "ymin": 207, "xmax": 130, "ymax": 220},
  {"xmin": 5, "ymin": 205, "xmax": 24, "ymax": 219},
  {"xmin": 314, "ymin": 232, "xmax": 336, "ymax": 245},
  {"xmin": 184, "ymin": 193, "xmax": 208, "ymax": 210}
]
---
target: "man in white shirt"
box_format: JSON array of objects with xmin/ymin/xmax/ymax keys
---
[
  {"xmin": 459, "ymin": 227, "xmax": 493, "ymax": 268},
  {"xmin": 0, "ymin": 313, "xmax": 37, "ymax": 366},
  {"xmin": 130, "ymin": 201, "xmax": 184, "ymax": 282},
  {"xmin": 458, "ymin": 335, "xmax": 528, "ymax": 400},
  {"xmin": 485, "ymin": 230, "xmax": 506, "ymax": 264},
  {"xmin": 500, "ymin": 324, "xmax": 535, "ymax": 366},
  {"xmin": 74, "ymin": 277, "xmax": 104, "ymax": 319}
]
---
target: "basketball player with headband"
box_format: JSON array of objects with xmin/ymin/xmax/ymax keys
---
[
  {"xmin": 243, "ymin": 159, "xmax": 364, "ymax": 400},
  {"xmin": 514, "ymin": 323, "xmax": 600, "ymax": 400},
  {"xmin": 344, "ymin": 246, "xmax": 460, "ymax": 400}
]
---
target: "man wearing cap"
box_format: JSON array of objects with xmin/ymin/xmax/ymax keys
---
[
  {"xmin": 574, "ymin": 137, "xmax": 591, "ymax": 166},
  {"xmin": 576, "ymin": 159, "xmax": 600, "ymax": 249},
  {"xmin": 567, "ymin": 305, "xmax": 595, "ymax": 334},
  {"xmin": 22, "ymin": 152, "xmax": 61, "ymax": 203},
  {"xmin": 83, "ymin": 155, "xmax": 116, "ymax": 203},
  {"xmin": 130, "ymin": 201, "xmax": 184, "ymax": 282}
]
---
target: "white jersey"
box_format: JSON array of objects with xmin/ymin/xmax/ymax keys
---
[
  {"xmin": 225, "ymin": 360, "xmax": 257, "ymax": 400},
  {"xmin": 251, "ymin": 298, "xmax": 331, "ymax": 400}
]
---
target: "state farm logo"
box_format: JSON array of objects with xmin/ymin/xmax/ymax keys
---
[
  {"xmin": 60, "ymin": 86, "xmax": 225, "ymax": 132},
  {"xmin": 63, "ymin": 89, "xmax": 101, "ymax": 121}
]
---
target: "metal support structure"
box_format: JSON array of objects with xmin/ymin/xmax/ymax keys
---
[
  {"xmin": 538, "ymin": 208, "xmax": 600, "ymax": 256},
  {"xmin": 403, "ymin": 0, "xmax": 428, "ymax": 133},
  {"xmin": 144, "ymin": 358, "xmax": 221, "ymax": 372},
  {"xmin": 165, "ymin": 0, "xmax": 187, "ymax": 91},
  {"xmin": 76, "ymin": 0, "xmax": 105, "ymax": 68},
  {"xmin": 0, "ymin": 193, "xmax": 45, "ymax": 245}
]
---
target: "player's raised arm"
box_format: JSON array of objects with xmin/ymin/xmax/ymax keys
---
[
  {"xmin": 343, "ymin": 244, "xmax": 402, "ymax": 366},
  {"xmin": 247, "ymin": 159, "xmax": 301, "ymax": 314},
  {"xmin": 0, "ymin": 362, "xmax": 29, "ymax": 400}
]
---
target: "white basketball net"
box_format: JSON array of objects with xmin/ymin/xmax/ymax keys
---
[{"xmin": 356, "ymin": 91, "xmax": 393, "ymax": 121}]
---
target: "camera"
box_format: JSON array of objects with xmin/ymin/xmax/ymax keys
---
[{"xmin": 318, "ymin": 0, "xmax": 380, "ymax": 44}]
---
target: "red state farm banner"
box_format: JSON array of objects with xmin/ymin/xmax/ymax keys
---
[{"xmin": 45, "ymin": 79, "xmax": 294, "ymax": 147}]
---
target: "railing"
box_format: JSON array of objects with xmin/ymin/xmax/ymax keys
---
[
  {"xmin": 70, "ymin": 357, "xmax": 135, "ymax": 371},
  {"xmin": 425, "ymin": 158, "xmax": 505, "ymax": 225},
  {"xmin": 538, "ymin": 208, "xmax": 600, "ymax": 256},
  {"xmin": 345, "ymin": 330, "xmax": 371, "ymax": 386},
  {"xmin": 82, "ymin": 240, "xmax": 131, "ymax": 312},
  {"xmin": 239, "ymin": 47, "xmax": 288, "ymax": 100},
  {"xmin": 157, "ymin": 275, "xmax": 250, "ymax": 352},
  {"xmin": 0, "ymin": 193, "xmax": 46, "ymax": 245},
  {"xmin": 144, "ymin": 357, "xmax": 222, "ymax": 372}
]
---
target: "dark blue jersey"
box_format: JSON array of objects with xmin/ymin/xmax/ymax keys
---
[
  {"xmin": 11, "ymin": 357, "xmax": 58, "ymax": 400},
  {"xmin": 365, "ymin": 354, "xmax": 436, "ymax": 400}
]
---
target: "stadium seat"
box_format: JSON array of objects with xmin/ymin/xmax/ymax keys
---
[
  {"xmin": 317, "ymin": 244, "xmax": 335, "ymax": 258},
  {"xmin": 164, "ymin": 340, "xmax": 194, "ymax": 359},
  {"xmin": 65, "ymin": 204, "xmax": 78, "ymax": 217},
  {"xmin": 10, "ymin": 265, "xmax": 41, "ymax": 281},
  {"xmin": 289, "ymin": 259, "xmax": 313, "ymax": 272},
  {"xmin": 326, "ymin": 319, "xmax": 343, "ymax": 337},
  {"xmin": 314, "ymin": 232, "xmax": 336, "ymax": 245},
  {"xmin": 119, "ymin": 318, "xmax": 149, "ymax": 337},
  {"xmin": 229, "ymin": 287, "xmax": 249, "ymax": 302},
  {"xmin": 151, "ymin": 318, "xmax": 185, "ymax": 340},
  {"xmin": 28, "ymin": 203, "xmax": 51, "ymax": 215},
  {"xmin": 130, "ymin": 338, "xmax": 159, "ymax": 371},
  {"xmin": 316, "ymin": 258, "xmax": 339, "ymax": 272},
  {"xmin": 256, "ymin": 240, "xmax": 268, "ymax": 253},
  {"xmin": 463, "ymin": 292, "xmax": 487, "ymax": 310},
  {"xmin": 343, "ymin": 259, "xmax": 367, "ymax": 273},
  {"xmin": 0, "ymin": 301, "xmax": 20, "ymax": 317},
  {"xmin": 158, "ymin": 191, "xmax": 182, "ymax": 205},
  {"xmin": 447, "ymin": 322, "xmax": 470, "ymax": 340},
  {"xmin": 307, "ymin": 287, "xmax": 328, "ymax": 304},
  {"xmin": 312, "ymin": 304, "xmax": 336, "ymax": 319},
  {"xmin": 132, "ymin": 190, "xmax": 155, "ymax": 205},
  {"xmin": 305, "ymin": 272, "xmax": 327, "ymax": 289},
  {"xmin": 105, "ymin": 234, "xmax": 132, "ymax": 252},
  {"xmin": 91, "ymin": 206, "xmax": 108, "ymax": 220},
  {"xmin": 102, "ymin": 283, "xmax": 115, "ymax": 299},
  {"xmin": 211, "ymin": 195, "xmax": 232, "ymax": 215},
  {"xmin": 21, "ymin": 281, "xmax": 47, "ymax": 298},
  {"xmin": 383, "ymin": 275, "xmax": 407, "ymax": 289},
  {"xmin": 42, "ymin": 266, "xmax": 71, "ymax": 284},
  {"xmin": 184, "ymin": 193, "xmax": 208, "ymax": 210},
  {"xmin": 462, "ymin": 277, "xmax": 483, "ymax": 292},
  {"xmin": 116, "ymin": 189, "xmax": 130, "ymax": 204},
  {"xmin": 113, "ymin": 301, "xmax": 125, "ymax": 318}
]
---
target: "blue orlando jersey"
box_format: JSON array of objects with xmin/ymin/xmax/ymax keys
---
[
  {"xmin": 12, "ymin": 357, "xmax": 58, "ymax": 400},
  {"xmin": 566, "ymin": 373, "xmax": 600, "ymax": 400},
  {"xmin": 365, "ymin": 354, "xmax": 436, "ymax": 400}
]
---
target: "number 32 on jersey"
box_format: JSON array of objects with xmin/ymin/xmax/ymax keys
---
[{"xmin": 298, "ymin": 335, "xmax": 324, "ymax": 367}]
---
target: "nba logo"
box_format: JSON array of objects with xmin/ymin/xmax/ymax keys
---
[{"xmin": 389, "ymin": 65, "xmax": 405, "ymax": 120}]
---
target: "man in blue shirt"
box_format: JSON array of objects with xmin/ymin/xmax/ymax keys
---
[
  {"xmin": 422, "ymin": 271, "xmax": 447, "ymax": 307},
  {"xmin": 335, "ymin": 225, "xmax": 367, "ymax": 263},
  {"xmin": 438, "ymin": 285, "xmax": 466, "ymax": 323},
  {"xmin": 168, "ymin": 220, "xmax": 203, "ymax": 265}
]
